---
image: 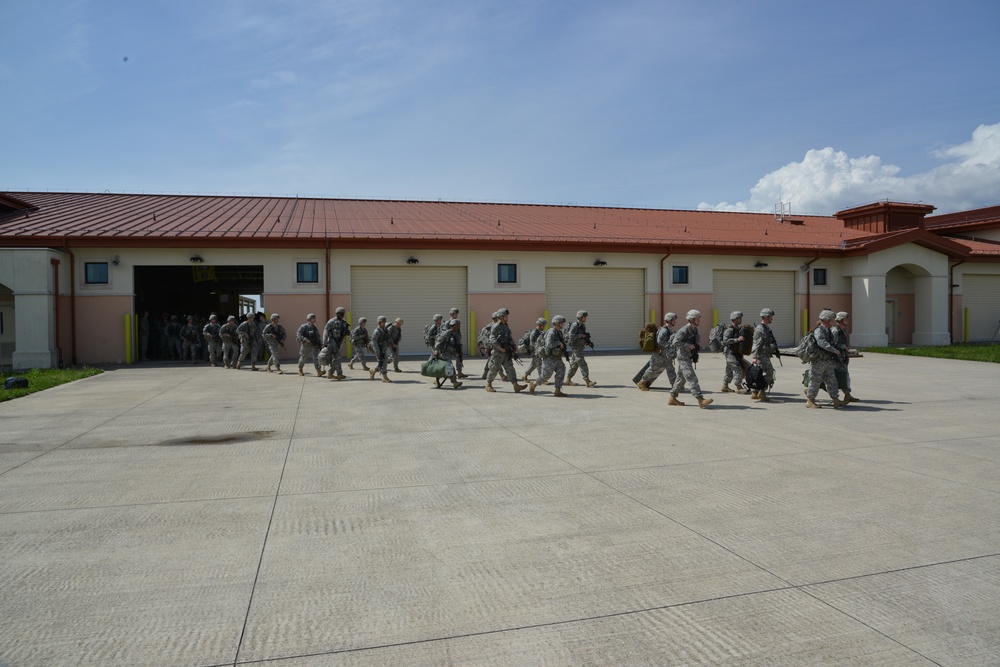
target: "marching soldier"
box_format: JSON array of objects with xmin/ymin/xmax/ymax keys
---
[
  {"xmin": 750, "ymin": 308, "xmax": 778, "ymax": 401},
  {"xmin": 668, "ymin": 310, "xmax": 713, "ymax": 408},
  {"xmin": 202, "ymin": 314, "xmax": 222, "ymax": 367},
  {"xmin": 565, "ymin": 310, "xmax": 596, "ymax": 387},
  {"xmin": 448, "ymin": 307, "xmax": 467, "ymax": 378},
  {"xmin": 296, "ymin": 313, "xmax": 323, "ymax": 377},
  {"xmin": 805, "ymin": 309, "xmax": 847, "ymax": 409},
  {"xmin": 387, "ymin": 317, "xmax": 403, "ymax": 372},
  {"xmin": 369, "ymin": 316, "xmax": 392, "ymax": 382},
  {"xmin": 180, "ymin": 315, "xmax": 200, "ymax": 364},
  {"xmin": 432, "ymin": 319, "xmax": 464, "ymax": 389},
  {"xmin": 485, "ymin": 308, "xmax": 528, "ymax": 393},
  {"xmin": 236, "ymin": 312, "xmax": 261, "ymax": 371},
  {"xmin": 349, "ymin": 317, "xmax": 371, "ymax": 371},
  {"xmin": 263, "ymin": 313, "xmax": 287, "ymax": 374},
  {"xmin": 478, "ymin": 312, "xmax": 498, "ymax": 379},
  {"xmin": 220, "ymin": 315, "xmax": 240, "ymax": 368},
  {"xmin": 521, "ymin": 317, "xmax": 547, "ymax": 382},
  {"xmin": 637, "ymin": 312, "xmax": 678, "ymax": 391},
  {"xmin": 721, "ymin": 311, "xmax": 748, "ymax": 394},
  {"xmin": 529, "ymin": 315, "xmax": 569, "ymax": 397},
  {"xmin": 831, "ymin": 312, "xmax": 859, "ymax": 403},
  {"xmin": 323, "ymin": 307, "xmax": 350, "ymax": 380}
]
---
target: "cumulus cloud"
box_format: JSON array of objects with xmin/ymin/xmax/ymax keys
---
[{"xmin": 700, "ymin": 122, "xmax": 1000, "ymax": 215}]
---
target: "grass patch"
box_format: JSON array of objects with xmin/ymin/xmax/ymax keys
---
[
  {"xmin": 862, "ymin": 344, "xmax": 1000, "ymax": 363},
  {"xmin": 0, "ymin": 366, "xmax": 104, "ymax": 402}
]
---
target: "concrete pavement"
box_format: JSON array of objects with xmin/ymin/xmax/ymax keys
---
[{"xmin": 1, "ymin": 352, "xmax": 998, "ymax": 666}]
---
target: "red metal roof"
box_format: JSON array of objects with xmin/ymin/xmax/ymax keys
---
[{"xmin": 2, "ymin": 191, "xmax": 998, "ymax": 259}]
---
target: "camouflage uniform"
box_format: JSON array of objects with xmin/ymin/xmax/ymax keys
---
[
  {"xmin": 323, "ymin": 311, "xmax": 351, "ymax": 379},
  {"xmin": 565, "ymin": 312, "xmax": 593, "ymax": 385},
  {"xmin": 830, "ymin": 313, "xmax": 855, "ymax": 400},
  {"xmin": 751, "ymin": 319, "xmax": 778, "ymax": 394},
  {"xmin": 669, "ymin": 320, "xmax": 709, "ymax": 402},
  {"xmin": 721, "ymin": 316, "xmax": 747, "ymax": 391},
  {"xmin": 296, "ymin": 316, "xmax": 322, "ymax": 375},
  {"xmin": 263, "ymin": 318, "xmax": 287, "ymax": 373},
  {"xmin": 349, "ymin": 321, "xmax": 370, "ymax": 369},
  {"xmin": 202, "ymin": 318, "xmax": 222, "ymax": 367},
  {"xmin": 236, "ymin": 316, "xmax": 261, "ymax": 370},
  {"xmin": 639, "ymin": 322, "xmax": 677, "ymax": 388},
  {"xmin": 807, "ymin": 319, "xmax": 843, "ymax": 404},
  {"xmin": 433, "ymin": 321, "xmax": 464, "ymax": 388},
  {"xmin": 477, "ymin": 319, "xmax": 495, "ymax": 379},
  {"xmin": 533, "ymin": 323, "xmax": 568, "ymax": 392},
  {"xmin": 166, "ymin": 316, "xmax": 182, "ymax": 360},
  {"xmin": 370, "ymin": 320, "xmax": 391, "ymax": 378},
  {"xmin": 219, "ymin": 318, "xmax": 240, "ymax": 368},
  {"xmin": 387, "ymin": 319, "xmax": 403, "ymax": 372},
  {"xmin": 448, "ymin": 308, "xmax": 465, "ymax": 377},
  {"xmin": 486, "ymin": 318, "xmax": 518, "ymax": 386},
  {"xmin": 522, "ymin": 320, "xmax": 547, "ymax": 381},
  {"xmin": 180, "ymin": 318, "xmax": 200, "ymax": 363}
]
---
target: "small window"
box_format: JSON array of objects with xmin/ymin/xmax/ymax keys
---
[
  {"xmin": 813, "ymin": 268, "xmax": 828, "ymax": 286},
  {"xmin": 671, "ymin": 265, "xmax": 689, "ymax": 285},
  {"xmin": 296, "ymin": 262, "xmax": 319, "ymax": 284},
  {"xmin": 497, "ymin": 263, "xmax": 518, "ymax": 284},
  {"xmin": 85, "ymin": 262, "xmax": 109, "ymax": 284}
]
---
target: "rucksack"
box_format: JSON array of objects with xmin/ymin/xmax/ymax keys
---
[
  {"xmin": 792, "ymin": 332, "xmax": 821, "ymax": 363},
  {"xmin": 423, "ymin": 323, "xmax": 437, "ymax": 347},
  {"xmin": 708, "ymin": 323, "xmax": 726, "ymax": 352},
  {"xmin": 640, "ymin": 328, "xmax": 657, "ymax": 352},
  {"xmin": 744, "ymin": 364, "xmax": 769, "ymax": 391},
  {"xmin": 516, "ymin": 329, "xmax": 533, "ymax": 356}
]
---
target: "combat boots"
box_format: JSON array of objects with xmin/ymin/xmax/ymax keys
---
[
  {"xmin": 369, "ymin": 368, "xmax": 377, "ymax": 380},
  {"xmin": 757, "ymin": 391, "xmax": 769, "ymax": 402},
  {"xmin": 585, "ymin": 379, "xmax": 597, "ymax": 388},
  {"xmin": 484, "ymin": 383, "xmax": 496, "ymax": 393},
  {"xmin": 721, "ymin": 383, "xmax": 733, "ymax": 393},
  {"xmin": 381, "ymin": 373, "xmax": 392, "ymax": 383},
  {"xmin": 348, "ymin": 361, "xmax": 354, "ymax": 370},
  {"xmin": 735, "ymin": 385, "xmax": 747, "ymax": 395},
  {"xmin": 529, "ymin": 381, "xmax": 537, "ymax": 395},
  {"xmin": 564, "ymin": 379, "xmax": 577, "ymax": 387},
  {"xmin": 316, "ymin": 369, "xmax": 324, "ymax": 377},
  {"xmin": 513, "ymin": 382, "xmax": 528, "ymax": 393},
  {"xmin": 637, "ymin": 381, "xmax": 650, "ymax": 392},
  {"xmin": 697, "ymin": 396, "xmax": 714, "ymax": 409},
  {"xmin": 298, "ymin": 367, "xmax": 305, "ymax": 376},
  {"xmin": 805, "ymin": 397, "xmax": 821, "ymax": 408},
  {"xmin": 750, "ymin": 390, "xmax": 759, "ymax": 399},
  {"xmin": 553, "ymin": 388, "xmax": 567, "ymax": 397},
  {"xmin": 668, "ymin": 395, "xmax": 685, "ymax": 406},
  {"xmin": 844, "ymin": 391, "xmax": 859, "ymax": 403},
  {"xmin": 831, "ymin": 397, "xmax": 847, "ymax": 408}
]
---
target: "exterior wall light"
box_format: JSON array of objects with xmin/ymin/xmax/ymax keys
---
[
  {"xmin": 407, "ymin": 257, "xmax": 419, "ymax": 264},
  {"xmin": 754, "ymin": 261, "xmax": 768, "ymax": 268},
  {"xmin": 593, "ymin": 260, "xmax": 607, "ymax": 266},
  {"xmin": 190, "ymin": 255, "xmax": 204, "ymax": 263}
]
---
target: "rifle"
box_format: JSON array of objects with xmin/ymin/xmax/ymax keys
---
[
  {"xmin": 584, "ymin": 332, "xmax": 595, "ymax": 352},
  {"xmin": 769, "ymin": 330, "xmax": 783, "ymax": 366}
]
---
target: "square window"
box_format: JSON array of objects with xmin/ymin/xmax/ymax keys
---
[
  {"xmin": 297, "ymin": 262, "xmax": 319, "ymax": 284},
  {"xmin": 497, "ymin": 263, "xmax": 518, "ymax": 284},
  {"xmin": 813, "ymin": 268, "xmax": 828, "ymax": 286},
  {"xmin": 671, "ymin": 265, "xmax": 689, "ymax": 285},
  {"xmin": 85, "ymin": 262, "xmax": 109, "ymax": 284}
]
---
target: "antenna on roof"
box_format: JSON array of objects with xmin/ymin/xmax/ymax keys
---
[{"xmin": 774, "ymin": 201, "xmax": 791, "ymax": 222}]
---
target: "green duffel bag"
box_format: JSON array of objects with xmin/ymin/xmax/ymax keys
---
[
  {"xmin": 802, "ymin": 367, "xmax": 850, "ymax": 392},
  {"xmin": 421, "ymin": 358, "xmax": 455, "ymax": 387}
]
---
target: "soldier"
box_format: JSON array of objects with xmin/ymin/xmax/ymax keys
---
[
  {"xmin": 180, "ymin": 315, "xmax": 200, "ymax": 364},
  {"xmin": 296, "ymin": 313, "xmax": 323, "ymax": 377},
  {"xmin": 668, "ymin": 310, "xmax": 713, "ymax": 408},
  {"xmin": 323, "ymin": 307, "xmax": 350, "ymax": 380},
  {"xmin": 750, "ymin": 308, "xmax": 779, "ymax": 401},
  {"xmin": 521, "ymin": 317, "xmax": 547, "ymax": 382},
  {"xmin": 369, "ymin": 316, "xmax": 392, "ymax": 382},
  {"xmin": 830, "ymin": 311, "xmax": 859, "ymax": 403},
  {"xmin": 477, "ymin": 312, "xmax": 498, "ymax": 379},
  {"xmin": 202, "ymin": 313, "xmax": 222, "ymax": 367},
  {"xmin": 805, "ymin": 309, "xmax": 847, "ymax": 409},
  {"xmin": 485, "ymin": 308, "xmax": 528, "ymax": 393},
  {"xmin": 349, "ymin": 317, "xmax": 370, "ymax": 371},
  {"xmin": 220, "ymin": 315, "xmax": 240, "ymax": 369},
  {"xmin": 236, "ymin": 312, "xmax": 260, "ymax": 371},
  {"xmin": 637, "ymin": 312, "xmax": 679, "ymax": 391},
  {"xmin": 157, "ymin": 313, "xmax": 171, "ymax": 359},
  {"xmin": 138, "ymin": 310, "xmax": 150, "ymax": 361},
  {"xmin": 425, "ymin": 314, "xmax": 444, "ymax": 359},
  {"xmin": 387, "ymin": 317, "xmax": 403, "ymax": 372},
  {"xmin": 448, "ymin": 307, "xmax": 467, "ymax": 378},
  {"xmin": 166, "ymin": 315, "xmax": 182, "ymax": 360},
  {"xmin": 721, "ymin": 311, "xmax": 748, "ymax": 394},
  {"xmin": 263, "ymin": 313, "xmax": 287, "ymax": 374},
  {"xmin": 565, "ymin": 310, "xmax": 596, "ymax": 387},
  {"xmin": 528, "ymin": 314, "xmax": 569, "ymax": 397},
  {"xmin": 432, "ymin": 319, "xmax": 464, "ymax": 389},
  {"xmin": 255, "ymin": 312, "xmax": 267, "ymax": 362}
]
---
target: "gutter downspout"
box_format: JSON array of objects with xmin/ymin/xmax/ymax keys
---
[
  {"xmin": 51, "ymin": 258, "xmax": 63, "ymax": 368},
  {"xmin": 324, "ymin": 238, "xmax": 331, "ymax": 323},
  {"xmin": 64, "ymin": 240, "xmax": 78, "ymax": 365},
  {"xmin": 949, "ymin": 259, "xmax": 965, "ymax": 343},
  {"xmin": 659, "ymin": 249, "xmax": 672, "ymax": 320}
]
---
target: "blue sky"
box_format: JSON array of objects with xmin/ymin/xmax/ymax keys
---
[{"xmin": 3, "ymin": 0, "xmax": 999, "ymax": 215}]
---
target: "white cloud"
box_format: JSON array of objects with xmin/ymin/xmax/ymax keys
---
[{"xmin": 700, "ymin": 122, "xmax": 1000, "ymax": 215}]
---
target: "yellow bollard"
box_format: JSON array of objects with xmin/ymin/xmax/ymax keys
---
[{"xmin": 124, "ymin": 314, "xmax": 133, "ymax": 364}]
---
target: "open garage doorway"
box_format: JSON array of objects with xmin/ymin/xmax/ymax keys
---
[{"xmin": 134, "ymin": 265, "xmax": 263, "ymax": 359}]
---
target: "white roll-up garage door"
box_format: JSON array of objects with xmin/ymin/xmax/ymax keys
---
[
  {"xmin": 963, "ymin": 274, "xmax": 1000, "ymax": 341},
  {"xmin": 545, "ymin": 268, "xmax": 645, "ymax": 350},
  {"xmin": 712, "ymin": 270, "xmax": 796, "ymax": 346},
  {"xmin": 350, "ymin": 266, "xmax": 468, "ymax": 355}
]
